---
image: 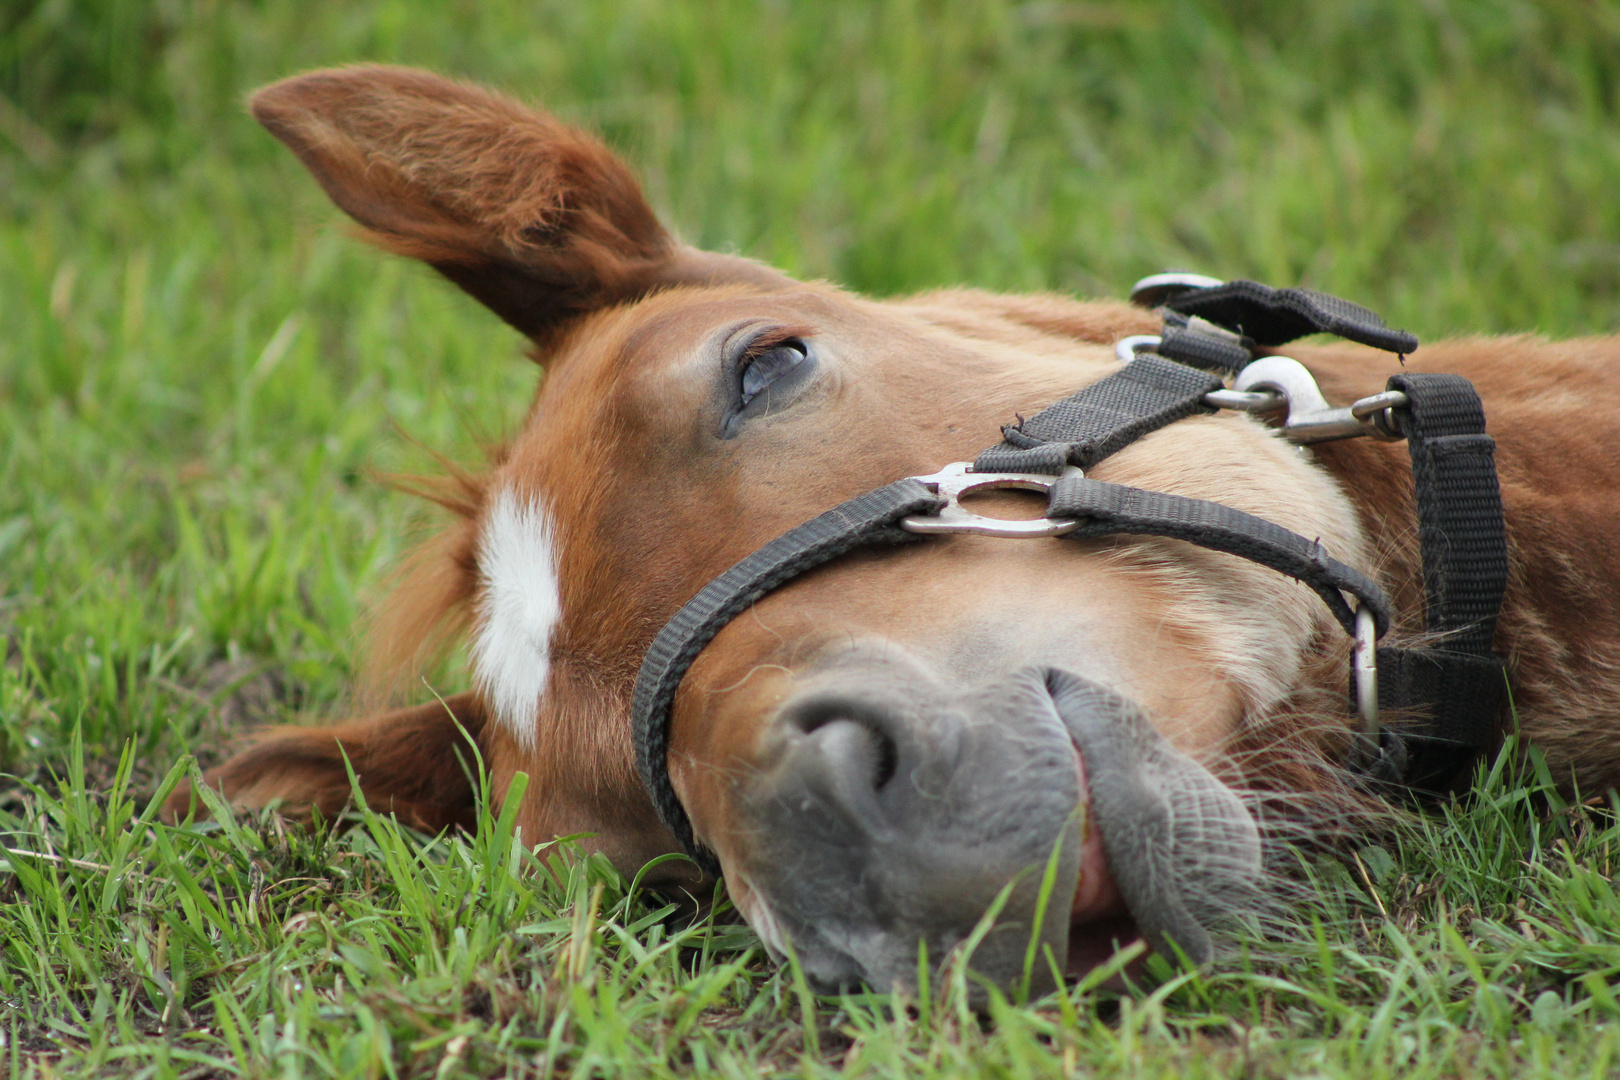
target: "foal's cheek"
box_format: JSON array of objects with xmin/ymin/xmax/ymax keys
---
[{"xmin": 667, "ymin": 645, "xmax": 800, "ymax": 862}]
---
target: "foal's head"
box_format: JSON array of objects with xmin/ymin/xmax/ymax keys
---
[{"xmin": 234, "ymin": 66, "xmax": 1372, "ymax": 991}]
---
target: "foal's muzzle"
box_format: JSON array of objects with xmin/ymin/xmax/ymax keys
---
[{"xmin": 729, "ymin": 666, "xmax": 1263, "ymax": 995}]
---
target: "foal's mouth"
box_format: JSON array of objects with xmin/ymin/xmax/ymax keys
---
[
  {"xmin": 1049, "ymin": 667, "xmax": 1263, "ymax": 977},
  {"xmin": 728, "ymin": 665, "xmax": 1262, "ymax": 994}
]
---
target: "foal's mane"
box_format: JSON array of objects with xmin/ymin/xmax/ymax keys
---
[{"xmin": 358, "ymin": 454, "xmax": 491, "ymax": 712}]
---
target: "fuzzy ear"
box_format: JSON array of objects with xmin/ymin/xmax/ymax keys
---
[
  {"xmin": 165, "ymin": 693, "xmax": 488, "ymax": 834},
  {"xmin": 252, "ymin": 65, "xmax": 785, "ymax": 343}
]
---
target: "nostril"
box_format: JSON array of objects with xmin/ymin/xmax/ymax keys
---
[
  {"xmin": 871, "ymin": 728, "xmax": 898, "ymax": 789},
  {"xmin": 801, "ymin": 716, "xmax": 900, "ymax": 793}
]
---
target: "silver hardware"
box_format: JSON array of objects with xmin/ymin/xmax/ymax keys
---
[
  {"xmin": 1352, "ymin": 604, "xmax": 1379, "ymax": 737},
  {"xmin": 903, "ymin": 462, "xmax": 1081, "ymax": 538},
  {"xmin": 1350, "ymin": 389, "xmax": 1408, "ymax": 439},
  {"xmin": 1204, "ymin": 388, "xmax": 1283, "ymax": 412},
  {"xmin": 1115, "ymin": 334, "xmax": 1161, "ymax": 364},
  {"xmin": 1129, "ymin": 272, "xmax": 1224, "ymax": 309},
  {"xmin": 1348, "ymin": 390, "xmax": 1407, "ymax": 419},
  {"xmin": 1230, "ymin": 356, "xmax": 1406, "ymax": 444}
]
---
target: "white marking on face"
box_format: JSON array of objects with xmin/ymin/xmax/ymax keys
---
[{"xmin": 472, "ymin": 486, "xmax": 562, "ymax": 750}]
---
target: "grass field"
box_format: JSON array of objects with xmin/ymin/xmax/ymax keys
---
[{"xmin": 5, "ymin": 1, "xmax": 1620, "ymax": 1076}]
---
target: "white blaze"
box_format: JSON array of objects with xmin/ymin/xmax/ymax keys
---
[{"xmin": 472, "ymin": 486, "xmax": 562, "ymax": 750}]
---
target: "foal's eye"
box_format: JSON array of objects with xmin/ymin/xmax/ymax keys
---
[{"xmin": 740, "ymin": 340, "xmax": 808, "ymax": 407}]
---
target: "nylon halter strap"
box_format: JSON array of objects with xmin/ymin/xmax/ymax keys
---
[{"xmin": 631, "ymin": 276, "xmax": 1510, "ymax": 873}]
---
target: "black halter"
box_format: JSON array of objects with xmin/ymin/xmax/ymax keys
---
[{"xmin": 631, "ymin": 277, "xmax": 1509, "ymax": 874}]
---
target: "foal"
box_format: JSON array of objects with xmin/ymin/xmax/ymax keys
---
[{"xmin": 172, "ymin": 65, "xmax": 1620, "ymax": 991}]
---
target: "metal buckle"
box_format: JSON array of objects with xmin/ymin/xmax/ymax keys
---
[
  {"xmin": 1114, "ymin": 334, "xmax": 1164, "ymax": 364},
  {"xmin": 1350, "ymin": 390, "xmax": 1407, "ymax": 439},
  {"xmin": 1129, "ymin": 272, "xmax": 1224, "ymax": 309},
  {"xmin": 1230, "ymin": 356, "xmax": 1408, "ymax": 444},
  {"xmin": 902, "ymin": 462, "xmax": 1081, "ymax": 538},
  {"xmin": 1118, "ymin": 337, "xmax": 1409, "ymax": 443},
  {"xmin": 1353, "ymin": 604, "xmax": 1380, "ymax": 737}
]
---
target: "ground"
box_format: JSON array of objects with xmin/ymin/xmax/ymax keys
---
[{"xmin": 4, "ymin": 1, "xmax": 1620, "ymax": 1076}]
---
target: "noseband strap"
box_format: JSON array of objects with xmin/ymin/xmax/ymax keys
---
[{"xmin": 1047, "ymin": 476, "xmax": 1391, "ymax": 637}]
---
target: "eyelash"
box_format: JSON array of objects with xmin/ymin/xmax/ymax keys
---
[{"xmin": 738, "ymin": 330, "xmax": 805, "ymax": 368}]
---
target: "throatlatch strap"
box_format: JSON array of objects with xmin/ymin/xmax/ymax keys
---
[
  {"xmin": 1046, "ymin": 476, "xmax": 1393, "ymax": 636},
  {"xmin": 1369, "ymin": 373, "xmax": 1509, "ymax": 791},
  {"xmin": 1388, "ymin": 375, "xmax": 1508, "ymax": 654},
  {"xmin": 974, "ymin": 355, "xmax": 1223, "ymax": 475},
  {"xmin": 631, "ymin": 479, "xmax": 945, "ymax": 873},
  {"xmin": 1165, "ymin": 279, "xmax": 1419, "ymax": 355}
]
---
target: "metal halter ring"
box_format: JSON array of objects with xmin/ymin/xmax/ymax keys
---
[
  {"xmin": 1114, "ymin": 334, "xmax": 1165, "ymax": 364},
  {"xmin": 902, "ymin": 462, "xmax": 1082, "ymax": 538},
  {"xmin": 1352, "ymin": 603, "xmax": 1380, "ymax": 737},
  {"xmin": 1230, "ymin": 357, "xmax": 1409, "ymax": 444},
  {"xmin": 1128, "ymin": 272, "xmax": 1225, "ymax": 309}
]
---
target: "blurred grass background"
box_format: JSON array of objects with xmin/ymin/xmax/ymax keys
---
[{"xmin": 4, "ymin": 1, "xmax": 1620, "ymax": 1077}]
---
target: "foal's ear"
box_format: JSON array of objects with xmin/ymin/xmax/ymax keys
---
[
  {"xmin": 164, "ymin": 693, "xmax": 489, "ymax": 834},
  {"xmin": 252, "ymin": 65, "xmax": 784, "ymax": 343}
]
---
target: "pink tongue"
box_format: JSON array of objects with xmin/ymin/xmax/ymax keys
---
[
  {"xmin": 1067, "ymin": 745, "xmax": 1143, "ymax": 981},
  {"xmin": 1070, "ymin": 748, "xmax": 1127, "ymax": 923}
]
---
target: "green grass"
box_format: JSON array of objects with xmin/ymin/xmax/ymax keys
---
[{"xmin": 3, "ymin": 0, "xmax": 1620, "ymax": 1075}]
